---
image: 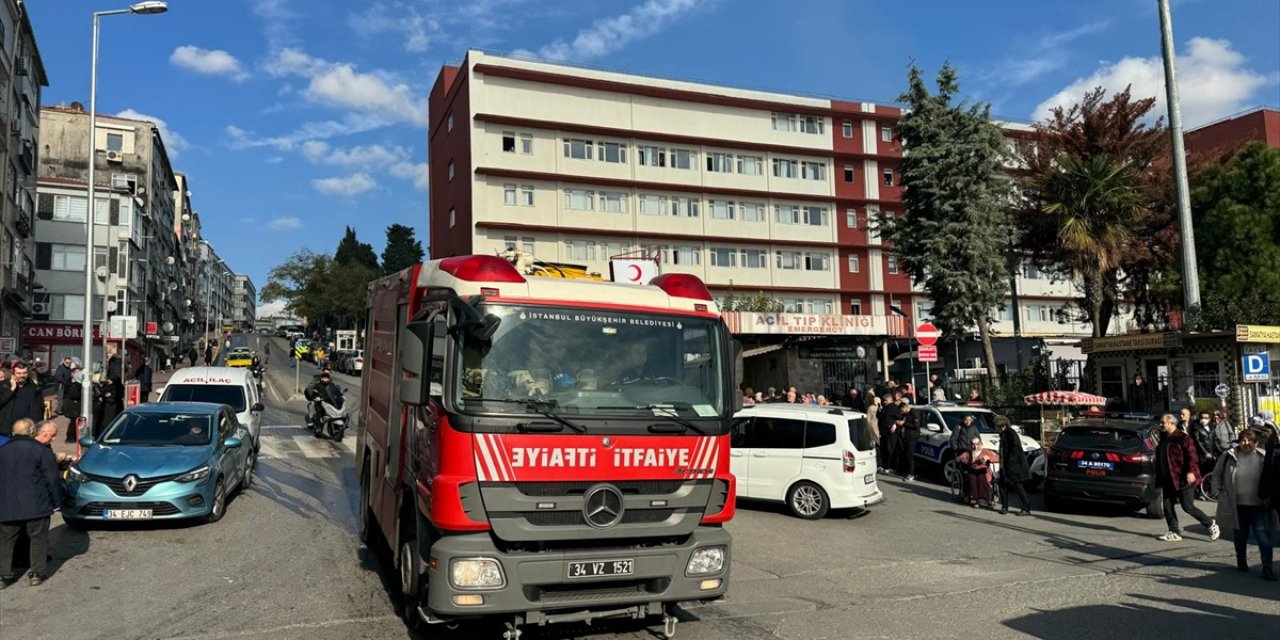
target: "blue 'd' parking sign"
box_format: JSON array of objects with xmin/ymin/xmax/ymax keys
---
[{"xmin": 1242, "ymin": 353, "xmax": 1271, "ymax": 382}]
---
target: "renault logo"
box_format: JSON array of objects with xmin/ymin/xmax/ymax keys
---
[
  {"xmin": 583, "ymin": 485, "xmax": 624, "ymax": 529},
  {"xmin": 123, "ymin": 475, "xmax": 139, "ymax": 493}
]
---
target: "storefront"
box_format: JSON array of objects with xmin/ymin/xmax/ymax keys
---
[{"xmin": 21, "ymin": 321, "xmax": 145, "ymax": 374}]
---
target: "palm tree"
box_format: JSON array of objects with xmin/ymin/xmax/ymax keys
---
[{"xmin": 1033, "ymin": 154, "xmax": 1146, "ymax": 337}]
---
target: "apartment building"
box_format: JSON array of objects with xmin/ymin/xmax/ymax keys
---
[
  {"xmin": 0, "ymin": 1, "xmax": 46, "ymax": 359},
  {"xmin": 232, "ymin": 274, "xmax": 255, "ymax": 332}
]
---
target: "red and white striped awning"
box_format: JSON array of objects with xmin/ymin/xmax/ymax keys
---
[{"xmin": 1024, "ymin": 391, "xmax": 1108, "ymax": 406}]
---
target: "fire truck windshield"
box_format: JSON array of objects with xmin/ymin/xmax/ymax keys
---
[{"xmin": 457, "ymin": 304, "xmax": 727, "ymax": 422}]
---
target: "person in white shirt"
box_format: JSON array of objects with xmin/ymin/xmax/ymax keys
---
[{"xmin": 1213, "ymin": 430, "xmax": 1277, "ymax": 581}]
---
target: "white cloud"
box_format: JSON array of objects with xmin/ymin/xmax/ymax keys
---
[
  {"xmin": 257, "ymin": 300, "xmax": 287, "ymax": 317},
  {"xmin": 253, "ymin": 0, "xmax": 297, "ymax": 50},
  {"xmin": 116, "ymin": 109, "xmax": 190, "ymax": 157},
  {"xmin": 225, "ymin": 115, "xmax": 395, "ymax": 151},
  {"xmin": 265, "ymin": 156, "xmax": 284, "ymax": 163},
  {"xmin": 513, "ymin": 0, "xmax": 706, "ymax": 62},
  {"xmin": 312, "ymin": 173, "xmax": 377, "ymax": 196},
  {"xmin": 301, "ymin": 141, "xmax": 410, "ymax": 167},
  {"xmin": 169, "ymin": 46, "xmax": 249, "ymax": 81},
  {"xmin": 1034, "ymin": 37, "xmax": 1275, "ymax": 127},
  {"xmin": 261, "ymin": 48, "xmax": 427, "ymax": 127},
  {"xmin": 984, "ymin": 20, "xmax": 1110, "ymax": 87},
  {"xmin": 350, "ymin": 4, "xmax": 437, "ymax": 53},
  {"xmin": 267, "ymin": 216, "xmax": 302, "ymax": 231},
  {"xmin": 389, "ymin": 162, "xmax": 430, "ymax": 191}
]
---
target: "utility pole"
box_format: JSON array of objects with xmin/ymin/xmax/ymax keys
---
[{"xmin": 1158, "ymin": 0, "xmax": 1201, "ymax": 312}]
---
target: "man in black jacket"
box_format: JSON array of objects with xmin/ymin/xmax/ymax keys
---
[
  {"xmin": 0, "ymin": 362, "xmax": 46, "ymax": 436},
  {"xmin": 135, "ymin": 359, "xmax": 154, "ymax": 404},
  {"xmin": 1259, "ymin": 416, "xmax": 1280, "ymax": 520},
  {"xmin": 0, "ymin": 418, "xmax": 63, "ymax": 587},
  {"xmin": 898, "ymin": 400, "xmax": 921, "ymax": 481}
]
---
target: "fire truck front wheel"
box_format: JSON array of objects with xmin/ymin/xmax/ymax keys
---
[{"xmin": 398, "ymin": 509, "xmax": 427, "ymax": 629}]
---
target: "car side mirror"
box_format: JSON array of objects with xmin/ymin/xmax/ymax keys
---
[
  {"xmin": 79, "ymin": 436, "xmax": 96, "ymax": 448},
  {"xmin": 252, "ymin": 402, "xmax": 265, "ymax": 413},
  {"xmin": 926, "ymin": 423, "xmax": 943, "ymax": 433},
  {"xmin": 224, "ymin": 436, "xmax": 243, "ymax": 449}
]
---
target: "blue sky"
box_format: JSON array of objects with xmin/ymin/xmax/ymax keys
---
[{"xmin": 29, "ymin": 0, "xmax": 1279, "ymax": 314}]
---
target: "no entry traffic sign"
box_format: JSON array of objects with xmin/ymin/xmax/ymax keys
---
[{"xmin": 916, "ymin": 322, "xmax": 939, "ymax": 346}]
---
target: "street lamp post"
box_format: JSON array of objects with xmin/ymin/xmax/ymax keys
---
[
  {"xmin": 80, "ymin": 1, "xmax": 168, "ymax": 440},
  {"xmin": 1157, "ymin": 0, "xmax": 1201, "ymax": 313}
]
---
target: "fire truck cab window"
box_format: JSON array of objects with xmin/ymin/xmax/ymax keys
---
[{"xmin": 457, "ymin": 304, "xmax": 725, "ymax": 421}]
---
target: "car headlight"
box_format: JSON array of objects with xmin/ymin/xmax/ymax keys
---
[
  {"xmin": 67, "ymin": 465, "xmax": 87, "ymax": 483},
  {"xmin": 450, "ymin": 558, "xmax": 505, "ymax": 590},
  {"xmin": 174, "ymin": 465, "xmax": 211, "ymax": 483},
  {"xmin": 686, "ymin": 546, "xmax": 726, "ymax": 576}
]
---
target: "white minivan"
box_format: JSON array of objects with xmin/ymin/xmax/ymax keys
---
[
  {"xmin": 158, "ymin": 367, "xmax": 264, "ymax": 451},
  {"xmin": 731, "ymin": 404, "xmax": 884, "ymax": 519}
]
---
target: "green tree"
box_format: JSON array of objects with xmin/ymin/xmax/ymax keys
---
[
  {"xmin": 719, "ymin": 291, "xmax": 786, "ymax": 312},
  {"xmin": 334, "ymin": 226, "xmax": 379, "ymax": 270},
  {"xmin": 1029, "ymin": 154, "xmax": 1147, "ymax": 337},
  {"xmin": 260, "ymin": 250, "xmax": 331, "ymax": 321},
  {"xmin": 381, "ymin": 223, "xmax": 425, "ymax": 275},
  {"xmin": 880, "ymin": 63, "xmax": 1014, "ymax": 381},
  {"xmin": 1189, "ymin": 143, "xmax": 1280, "ymax": 328}
]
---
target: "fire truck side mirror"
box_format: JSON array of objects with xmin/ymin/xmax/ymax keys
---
[
  {"xmin": 732, "ymin": 340, "xmax": 744, "ymax": 412},
  {"xmin": 398, "ymin": 320, "xmax": 432, "ymax": 406}
]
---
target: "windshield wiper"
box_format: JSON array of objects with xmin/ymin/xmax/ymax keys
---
[
  {"xmin": 600, "ymin": 403, "xmax": 708, "ymax": 435},
  {"xmin": 471, "ymin": 398, "xmax": 587, "ymax": 434}
]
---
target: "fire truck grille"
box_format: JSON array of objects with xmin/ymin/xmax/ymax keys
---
[
  {"xmin": 519, "ymin": 509, "xmax": 675, "ymax": 527},
  {"xmin": 514, "ymin": 481, "xmax": 685, "ymax": 497}
]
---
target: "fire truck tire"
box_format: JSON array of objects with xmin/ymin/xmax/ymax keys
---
[
  {"xmin": 398, "ymin": 508, "xmax": 427, "ymax": 629},
  {"xmin": 358, "ymin": 464, "xmax": 374, "ymax": 546}
]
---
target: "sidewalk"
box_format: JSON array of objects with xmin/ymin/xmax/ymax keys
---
[{"xmin": 47, "ymin": 367, "xmax": 183, "ymax": 461}]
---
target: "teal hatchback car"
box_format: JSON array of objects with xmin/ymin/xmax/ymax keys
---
[{"xmin": 64, "ymin": 402, "xmax": 256, "ymax": 525}]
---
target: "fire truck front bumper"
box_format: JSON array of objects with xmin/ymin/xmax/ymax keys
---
[{"xmin": 424, "ymin": 526, "xmax": 730, "ymax": 624}]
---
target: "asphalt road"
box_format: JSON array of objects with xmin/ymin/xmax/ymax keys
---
[{"xmin": 2, "ymin": 340, "xmax": 1276, "ymax": 639}]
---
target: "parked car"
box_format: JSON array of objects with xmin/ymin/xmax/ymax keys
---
[
  {"xmin": 157, "ymin": 367, "xmax": 264, "ymax": 451},
  {"xmin": 731, "ymin": 404, "xmax": 883, "ymax": 519},
  {"xmin": 1042, "ymin": 417, "xmax": 1162, "ymax": 517},
  {"xmin": 64, "ymin": 403, "xmax": 254, "ymax": 525},
  {"xmin": 909, "ymin": 403, "xmax": 1044, "ymax": 487}
]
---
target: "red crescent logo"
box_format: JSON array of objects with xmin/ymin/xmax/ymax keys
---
[{"xmin": 628, "ymin": 264, "xmax": 642, "ymax": 282}]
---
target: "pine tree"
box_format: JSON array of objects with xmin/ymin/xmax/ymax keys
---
[
  {"xmin": 334, "ymin": 226, "xmax": 379, "ymax": 270},
  {"xmin": 381, "ymin": 223, "xmax": 426, "ymax": 275},
  {"xmin": 880, "ymin": 63, "xmax": 1014, "ymax": 381}
]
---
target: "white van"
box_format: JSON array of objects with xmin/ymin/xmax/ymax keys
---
[
  {"xmin": 158, "ymin": 367, "xmax": 264, "ymax": 451},
  {"xmin": 731, "ymin": 404, "xmax": 884, "ymax": 519}
]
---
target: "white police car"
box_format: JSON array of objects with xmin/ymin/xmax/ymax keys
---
[{"xmin": 908, "ymin": 404, "xmax": 1043, "ymax": 486}]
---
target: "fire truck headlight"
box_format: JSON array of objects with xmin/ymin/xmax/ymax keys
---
[
  {"xmin": 450, "ymin": 558, "xmax": 506, "ymax": 590},
  {"xmin": 686, "ymin": 546, "xmax": 726, "ymax": 576}
]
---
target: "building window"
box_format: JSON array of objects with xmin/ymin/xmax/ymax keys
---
[
  {"xmin": 771, "ymin": 112, "xmax": 796, "ymax": 132},
  {"xmin": 1024, "ymin": 262, "xmax": 1041, "ymax": 279},
  {"xmin": 597, "ymin": 141, "xmax": 627, "ymax": 164},
  {"xmin": 776, "ymin": 251, "xmax": 802, "ymax": 270},
  {"xmin": 843, "ymin": 164, "xmax": 855, "ymax": 183},
  {"xmin": 565, "ymin": 240, "xmax": 596, "ymax": 261},
  {"xmin": 881, "ymin": 126, "xmax": 893, "ymax": 142},
  {"xmin": 883, "ymin": 168, "xmax": 894, "ymax": 186},
  {"xmin": 599, "ymin": 191, "xmax": 628, "ymax": 213},
  {"xmin": 449, "ymin": 208, "xmax": 455, "ymax": 228},
  {"xmin": 800, "ymin": 115, "xmax": 824, "ymax": 135},
  {"xmin": 663, "ymin": 245, "xmax": 700, "ymax": 266},
  {"xmin": 638, "ymin": 194, "xmax": 665, "ymax": 216},
  {"xmin": 802, "ymin": 161, "xmax": 826, "ymax": 181},
  {"xmin": 503, "ymin": 184, "xmax": 517, "ymax": 206},
  {"xmin": 51, "ymin": 294, "xmax": 86, "ymax": 322},
  {"xmin": 710, "ymin": 248, "xmax": 736, "ymax": 267},
  {"xmin": 887, "ymin": 255, "xmax": 899, "ymax": 274},
  {"xmin": 842, "ymin": 120, "xmax": 854, "ymax": 138},
  {"xmin": 447, "ymin": 113, "xmax": 454, "ymax": 131},
  {"xmin": 802, "ymin": 206, "xmax": 828, "ymax": 226},
  {"xmin": 737, "ymin": 155, "xmax": 763, "ymax": 176},
  {"xmin": 670, "ymin": 148, "xmax": 696, "ymax": 170},
  {"xmin": 106, "ymin": 133, "xmax": 123, "ymax": 152},
  {"xmin": 520, "ymin": 184, "xmax": 535, "ymax": 206},
  {"xmin": 846, "ymin": 208, "xmax": 857, "ymax": 228},
  {"xmin": 742, "ymin": 249, "xmax": 766, "ymax": 268},
  {"xmin": 847, "ymin": 253, "xmax": 860, "ymax": 273},
  {"xmin": 775, "ymin": 204, "xmax": 800, "ymax": 225},
  {"xmin": 638, "ymin": 146, "xmax": 665, "ymax": 167},
  {"xmin": 850, "ymin": 300, "xmax": 863, "ymax": 315},
  {"xmin": 563, "ymin": 138, "xmax": 593, "ymax": 160},
  {"xmin": 810, "ymin": 299, "xmax": 834, "ymax": 315},
  {"xmin": 521, "ymin": 237, "xmax": 535, "ymax": 254},
  {"xmin": 502, "ymin": 131, "xmax": 516, "ymax": 153},
  {"xmin": 739, "ymin": 202, "xmax": 765, "ymax": 222},
  {"xmin": 564, "ymin": 189, "xmax": 594, "ymax": 211},
  {"xmin": 520, "ymin": 133, "xmax": 533, "ymax": 154},
  {"xmin": 709, "ymin": 200, "xmax": 735, "ymax": 220},
  {"xmin": 671, "ymin": 196, "xmax": 699, "ymax": 218},
  {"xmin": 51, "ymin": 244, "xmax": 88, "ymax": 271},
  {"xmin": 804, "ymin": 252, "xmax": 829, "ymax": 271},
  {"xmin": 448, "ymin": 161, "xmax": 455, "ymax": 181},
  {"xmin": 772, "ymin": 158, "xmax": 798, "ymax": 179},
  {"xmin": 706, "ymin": 152, "xmax": 733, "ymax": 173},
  {"xmin": 503, "ymin": 236, "xmax": 518, "ymax": 251},
  {"xmin": 999, "ymin": 304, "xmax": 1014, "ymax": 321}
]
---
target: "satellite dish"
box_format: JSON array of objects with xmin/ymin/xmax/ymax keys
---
[
  {"xmin": 168, "ymin": 282, "xmax": 178, "ymax": 291},
  {"xmin": 166, "ymin": 256, "xmax": 175, "ymax": 265},
  {"xmin": 163, "ymin": 322, "xmax": 174, "ymax": 332},
  {"xmin": 95, "ymin": 266, "xmax": 109, "ymax": 280},
  {"xmin": 106, "ymin": 300, "xmax": 117, "ymax": 312}
]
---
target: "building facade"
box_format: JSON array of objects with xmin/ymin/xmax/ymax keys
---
[
  {"xmin": 427, "ymin": 51, "xmax": 1094, "ymax": 385},
  {"xmin": 1185, "ymin": 106, "xmax": 1280, "ymax": 155},
  {"xmin": 232, "ymin": 274, "xmax": 255, "ymax": 332},
  {"xmin": 0, "ymin": 1, "xmax": 46, "ymax": 360}
]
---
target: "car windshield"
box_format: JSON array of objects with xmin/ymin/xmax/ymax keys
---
[
  {"xmin": 1058, "ymin": 426, "xmax": 1145, "ymax": 450},
  {"xmin": 457, "ymin": 304, "xmax": 727, "ymax": 420},
  {"xmin": 101, "ymin": 413, "xmax": 213, "ymax": 446},
  {"xmin": 161, "ymin": 384, "xmax": 246, "ymax": 412},
  {"xmin": 942, "ymin": 411, "xmax": 998, "ymax": 434}
]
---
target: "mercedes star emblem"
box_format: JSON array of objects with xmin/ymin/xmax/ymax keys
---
[
  {"xmin": 123, "ymin": 475, "xmax": 139, "ymax": 493},
  {"xmin": 583, "ymin": 485, "xmax": 624, "ymax": 529},
  {"xmin": 601, "ymin": 437, "xmax": 614, "ymax": 448}
]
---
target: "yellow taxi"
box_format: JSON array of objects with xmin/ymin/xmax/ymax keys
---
[{"xmin": 225, "ymin": 348, "xmax": 253, "ymax": 368}]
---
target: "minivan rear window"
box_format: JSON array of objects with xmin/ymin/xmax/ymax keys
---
[
  {"xmin": 1057, "ymin": 427, "xmax": 1143, "ymax": 450},
  {"xmin": 848, "ymin": 418, "xmax": 875, "ymax": 451}
]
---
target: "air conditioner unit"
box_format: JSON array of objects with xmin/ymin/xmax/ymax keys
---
[
  {"xmin": 31, "ymin": 302, "xmax": 48, "ymax": 315},
  {"xmin": 105, "ymin": 150, "xmax": 123, "ymax": 163}
]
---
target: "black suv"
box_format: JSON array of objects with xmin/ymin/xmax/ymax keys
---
[{"xmin": 1043, "ymin": 417, "xmax": 1162, "ymax": 518}]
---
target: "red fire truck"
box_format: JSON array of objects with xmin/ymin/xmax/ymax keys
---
[{"xmin": 357, "ymin": 255, "xmax": 739, "ymax": 637}]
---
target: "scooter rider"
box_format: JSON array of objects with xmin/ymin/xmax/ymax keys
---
[{"xmin": 304, "ymin": 371, "xmax": 344, "ymax": 433}]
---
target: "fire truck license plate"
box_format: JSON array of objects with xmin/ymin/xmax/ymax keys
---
[{"xmin": 568, "ymin": 559, "xmax": 634, "ymax": 579}]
